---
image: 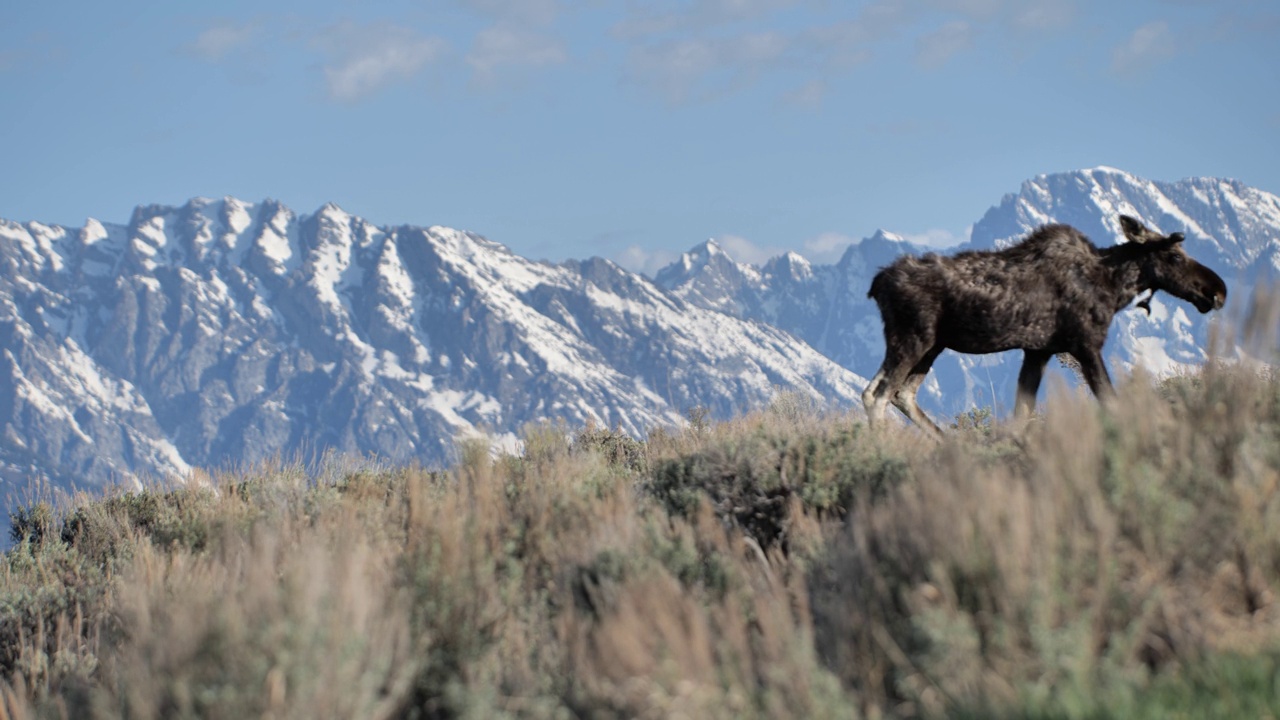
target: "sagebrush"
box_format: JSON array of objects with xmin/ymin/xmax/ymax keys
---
[{"xmin": 2, "ymin": 362, "xmax": 1279, "ymax": 718}]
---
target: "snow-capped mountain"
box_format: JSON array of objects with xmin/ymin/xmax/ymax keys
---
[
  {"xmin": 2, "ymin": 167, "xmax": 1277, "ymax": 509},
  {"xmin": 656, "ymin": 230, "xmax": 935, "ymax": 398},
  {"xmin": 658, "ymin": 167, "xmax": 1280, "ymax": 414},
  {"xmin": 0, "ymin": 200, "xmax": 866, "ymax": 500}
]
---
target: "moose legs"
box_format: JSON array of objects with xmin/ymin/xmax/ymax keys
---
[
  {"xmin": 1015, "ymin": 350, "xmax": 1051, "ymax": 418},
  {"xmin": 863, "ymin": 342, "xmax": 943, "ymax": 436},
  {"xmin": 1016, "ymin": 347, "xmax": 1115, "ymax": 419},
  {"xmin": 1071, "ymin": 347, "xmax": 1116, "ymax": 402},
  {"xmin": 867, "ymin": 343, "xmax": 1116, "ymax": 435},
  {"xmin": 891, "ymin": 348, "xmax": 943, "ymax": 435}
]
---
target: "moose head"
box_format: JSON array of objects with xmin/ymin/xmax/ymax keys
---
[{"xmin": 1119, "ymin": 215, "xmax": 1227, "ymax": 314}]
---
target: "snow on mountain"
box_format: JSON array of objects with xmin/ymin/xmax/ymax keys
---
[
  {"xmin": 657, "ymin": 227, "xmax": 945, "ymax": 403},
  {"xmin": 653, "ymin": 238, "xmax": 766, "ymax": 316},
  {"xmin": 0, "ymin": 199, "xmax": 867, "ymax": 505},
  {"xmin": 971, "ymin": 167, "xmax": 1280, "ymax": 272},
  {"xmin": 965, "ymin": 168, "xmax": 1279, "ymax": 384},
  {"xmin": 658, "ymin": 168, "xmax": 1280, "ymax": 416},
  {"xmin": 2, "ymin": 167, "xmax": 1276, "ymax": 511}
]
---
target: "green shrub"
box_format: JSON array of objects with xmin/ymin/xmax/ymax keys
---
[
  {"xmin": 0, "ymin": 539, "xmax": 112, "ymax": 683},
  {"xmin": 573, "ymin": 423, "xmax": 647, "ymax": 473},
  {"xmin": 8, "ymin": 502, "xmax": 56, "ymax": 546},
  {"xmin": 646, "ymin": 418, "xmax": 910, "ymax": 552},
  {"xmin": 59, "ymin": 488, "xmax": 221, "ymax": 565}
]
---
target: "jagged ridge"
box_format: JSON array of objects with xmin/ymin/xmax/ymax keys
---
[{"xmin": 0, "ymin": 200, "xmax": 867, "ymax": 498}]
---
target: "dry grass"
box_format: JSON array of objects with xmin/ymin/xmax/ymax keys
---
[{"xmin": 2, "ymin": 337, "xmax": 1280, "ymax": 717}]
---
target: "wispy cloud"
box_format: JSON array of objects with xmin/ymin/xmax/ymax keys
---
[
  {"xmin": 915, "ymin": 20, "xmax": 975, "ymax": 69},
  {"xmin": 902, "ymin": 227, "xmax": 970, "ymax": 248},
  {"xmin": 467, "ymin": 26, "xmax": 567, "ymax": 81},
  {"xmin": 616, "ymin": 232, "xmax": 787, "ymax": 276},
  {"xmin": 614, "ymin": 0, "xmax": 806, "ymax": 38},
  {"xmin": 626, "ymin": 32, "xmax": 790, "ymax": 103},
  {"xmin": 0, "ymin": 32, "xmax": 66, "ymax": 73},
  {"xmin": 616, "ymin": 1, "xmax": 1076, "ymax": 104},
  {"xmin": 618, "ymin": 225, "xmax": 968, "ymax": 275},
  {"xmin": 802, "ymin": 227, "xmax": 967, "ymax": 262},
  {"xmin": 460, "ymin": 0, "xmax": 568, "ymax": 83},
  {"xmin": 803, "ymin": 231, "xmax": 856, "ymax": 264},
  {"xmin": 783, "ymin": 78, "xmax": 826, "ymax": 109},
  {"xmin": 1111, "ymin": 20, "xmax": 1175, "ymax": 74},
  {"xmin": 462, "ymin": 0, "xmax": 560, "ymax": 26},
  {"xmin": 187, "ymin": 20, "xmax": 261, "ymax": 61},
  {"xmin": 615, "ymin": 245, "xmax": 679, "ymax": 277},
  {"xmin": 714, "ymin": 233, "xmax": 787, "ymax": 265},
  {"xmin": 1012, "ymin": 0, "xmax": 1076, "ymax": 31},
  {"xmin": 312, "ymin": 22, "xmax": 448, "ymax": 103}
]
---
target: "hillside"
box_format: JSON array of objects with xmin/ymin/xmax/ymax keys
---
[{"xmin": 4, "ymin": 362, "xmax": 1280, "ymax": 718}]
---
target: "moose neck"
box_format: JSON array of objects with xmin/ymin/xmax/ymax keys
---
[{"xmin": 1099, "ymin": 244, "xmax": 1153, "ymax": 312}]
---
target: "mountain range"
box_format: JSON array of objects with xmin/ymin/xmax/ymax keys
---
[
  {"xmin": 1, "ymin": 167, "xmax": 1277, "ymax": 508},
  {"xmin": 657, "ymin": 167, "xmax": 1280, "ymax": 412}
]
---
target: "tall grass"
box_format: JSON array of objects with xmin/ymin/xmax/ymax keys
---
[{"xmin": 2, "ymin": 357, "xmax": 1280, "ymax": 717}]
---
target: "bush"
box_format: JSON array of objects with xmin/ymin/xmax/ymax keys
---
[
  {"xmin": 573, "ymin": 423, "xmax": 647, "ymax": 473},
  {"xmin": 646, "ymin": 416, "xmax": 911, "ymax": 552},
  {"xmin": 0, "ymin": 363, "xmax": 1278, "ymax": 718},
  {"xmin": 8, "ymin": 502, "xmax": 56, "ymax": 546}
]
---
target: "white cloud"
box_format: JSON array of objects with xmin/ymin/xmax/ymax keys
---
[
  {"xmin": 1012, "ymin": 0, "xmax": 1076, "ymax": 31},
  {"xmin": 1111, "ymin": 20, "xmax": 1175, "ymax": 74},
  {"xmin": 626, "ymin": 31, "xmax": 790, "ymax": 103},
  {"xmin": 615, "ymin": 0, "xmax": 805, "ymax": 38},
  {"xmin": 616, "ymin": 226, "xmax": 967, "ymax": 277},
  {"xmin": 616, "ymin": 233, "xmax": 788, "ymax": 275},
  {"xmin": 902, "ymin": 227, "xmax": 970, "ymax": 248},
  {"xmin": 802, "ymin": 232, "xmax": 856, "ymax": 264},
  {"xmin": 615, "ymin": 245, "xmax": 679, "ymax": 277},
  {"xmin": 188, "ymin": 21, "xmax": 261, "ymax": 61},
  {"xmin": 460, "ymin": 0, "xmax": 568, "ymax": 83},
  {"xmin": 616, "ymin": 0, "xmax": 1076, "ymax": 104},
  {"xmin": 714, "ymin": 234, "xmax": 786, "ymax": 265},
  {"xmin": 467, "ymin": 26, "xmax": 567, "ymax": 81},
  {"xmin": 462, "ymin": 0, "xmax": 560, "ymax": 26},
  {"xmin": 783, "ymin": 78, "xmax": 826, "ymax": 108},
  {"xmin": 313, "ymin": 22, "xmax": 448, "ymax": 103},
  {"xmin": 915, "ymin": 20, "xmax": 975, "ymax": 69}
]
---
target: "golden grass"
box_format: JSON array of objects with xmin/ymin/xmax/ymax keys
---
[{"xmin": 1, "ymin": 343, "xmax": 1279, "ymax": 718}]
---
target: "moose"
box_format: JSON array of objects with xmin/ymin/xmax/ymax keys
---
[{"xmin": 862, "ymin": 215, "xmax": 1227, "ymax": 435}]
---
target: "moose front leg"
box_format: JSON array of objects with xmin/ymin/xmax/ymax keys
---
[
  {"xmin": 1072, "ymin": 347, "xmax": 1116, "ymax": 402},
  {"xmin": 1015, "ymin": 350, "xmax": 1052, "ymax": 418}
]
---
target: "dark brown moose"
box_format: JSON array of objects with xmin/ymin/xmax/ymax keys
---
[{"xmin": 863, "ymin": 215, "xmax": 1227, "ymax": 435}]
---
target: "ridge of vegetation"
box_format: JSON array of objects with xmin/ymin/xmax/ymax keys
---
[{"xmin": 2, "ymin": 361, "xmax": 1280, "ymax": 719}]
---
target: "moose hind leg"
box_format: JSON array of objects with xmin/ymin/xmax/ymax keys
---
[
  {"xmin": 891, "ymin": 347, "xmax": 943, "ymax": 436},
  {"xmin": 864, "ymin": 353, "xmax": 918, "ymax": 430},
  {"xmin": 1015, "ymin": 350, "xmax": 1051, "ymax": 419},
  {"xmin": 862, "ymin": 366, "xmax": 891, "ymax": 426},
  {"xmin": 865, "ymin": 317, "xmax": 936, "ymax": 430}
]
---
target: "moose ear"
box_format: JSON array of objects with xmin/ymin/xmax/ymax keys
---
[
  {"xmin": 1168, "ymin": 231, "xmax": 1185, "ymax": 243},
  {"xmin": 1119, "ymin": 215, "xmax": 1149, "ymax": 243}
]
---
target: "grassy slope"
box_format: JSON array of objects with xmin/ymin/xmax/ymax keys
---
[{"xmin": 2, "ymin": 363, "xmax": 1280, "ymax": 719}]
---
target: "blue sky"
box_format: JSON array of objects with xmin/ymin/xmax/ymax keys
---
[{"xmin": 2, "ymin": 1, "xmax": 1277, "ymax": 274}]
